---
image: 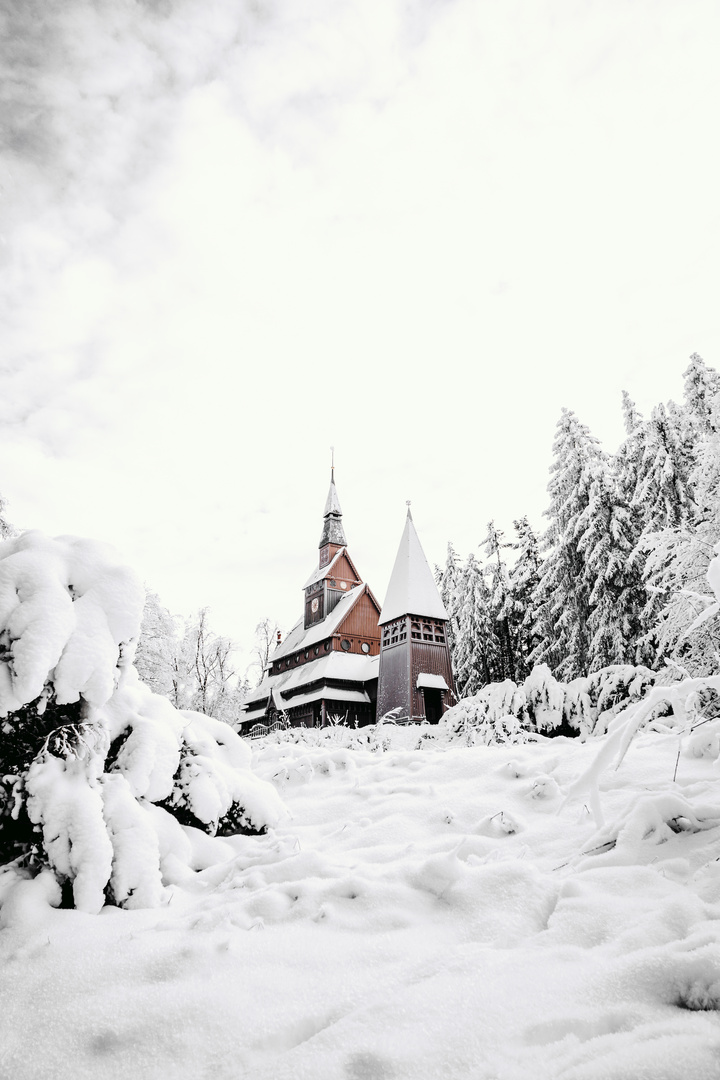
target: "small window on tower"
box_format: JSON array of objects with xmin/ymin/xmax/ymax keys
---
[{"xmin": 341, "ymin": 639, "xmax": 351, "ymax": 651}]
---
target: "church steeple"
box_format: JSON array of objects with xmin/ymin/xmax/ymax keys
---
[{"xmin": 318, "ymin": 457, "xmax": 346, "ymax": 560}]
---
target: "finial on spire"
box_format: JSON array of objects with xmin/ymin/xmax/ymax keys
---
[
  {"xmin": 330, "ymin": 445, "xmax": 335, "ymax": 481},
  {"xmin": 406, "ymin": 500, "xmax": 413, "ymax": 520}
]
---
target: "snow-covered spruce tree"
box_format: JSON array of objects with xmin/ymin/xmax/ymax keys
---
[
  {"xmin": 453, "ymin": 553, "xmax": 497, "ymax": 696},
  {"xmin": 682, "ymin": 352, "xmax": 720, "ymax": 437},
  {"xmin": 637, "ymin": 355, "xmax": 720, "ymax": 677},
  {"xmin": 0, "ymin": 532, "xmax": 283, "ymax": 913},
  {"xmin": 632, "ymin": 401, "xmax": 696, "ymax": 536},
  {"xmin": 437, "ymin": 542, "xmax": 462, "ymax": 659},
  {"xmin": 577, "ymin": 456, "xmax": 649, "ymax": 671},
  {"xmin": 482, "ymin": 521, "xmax": 516, "ymax": 682},
  {"xmin": 614, "ymin": 391, "xmax": 647, "ymax": 552},
  {"xmin": 500, "ymin": 517, "xmax": 543, "ymax": 681},
  {"xmin": 532, "ymin": 409, "xmax": 602, "ymax": 680}
]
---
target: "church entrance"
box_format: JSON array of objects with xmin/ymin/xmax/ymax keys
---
[{"xmin": 423, "ymin": 688, "xmax": 443, "ymax": 725}]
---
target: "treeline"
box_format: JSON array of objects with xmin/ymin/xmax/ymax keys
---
[
  {"xmin": 439, "ymin": 353, "xmax": 720, "ymax": 695},
  {"xmin": 135, "ymin": 595, "xmax": 248, "ymax": 723}
]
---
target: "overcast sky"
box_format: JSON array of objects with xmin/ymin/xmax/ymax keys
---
[{"xmin": 1, "ymin": 0, "xmax": 719, "ymax": 673}]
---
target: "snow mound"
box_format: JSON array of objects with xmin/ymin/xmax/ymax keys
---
[{"xmin": 0, "ymin": 532, "xmax": 285, "ymax": 913}]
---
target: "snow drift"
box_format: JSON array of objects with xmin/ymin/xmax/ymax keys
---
[{"xmin": 0, "ymin": 531, "xmax": 284, "ymax": 913}]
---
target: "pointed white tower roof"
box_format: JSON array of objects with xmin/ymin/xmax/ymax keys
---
[{"xmin": 380, "ymin": 505, "xmax": 449, "ymax": 625}]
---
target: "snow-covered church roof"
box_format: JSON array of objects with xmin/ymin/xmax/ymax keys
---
[{"xmin": 380, "ymin": 507, "xmax": 449, "ymax": 626}]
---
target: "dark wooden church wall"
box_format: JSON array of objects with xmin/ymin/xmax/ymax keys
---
[
  {"xmin": 330, "ymin": 553, "xmax": 361, "ymax": 585},
  {"xmin": 410, "ymin": 642, "xmax": 454, "ymax": 719},
  {"xmin": 376, "ymin": 644, "xmax": 410, "ymax": 719},
  {"xmin": 335, "ymin": 592, "xmax": 382, "ymax": 651}
]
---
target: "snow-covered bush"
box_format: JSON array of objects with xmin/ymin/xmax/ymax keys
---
[
  {"xmin": 565, "ymin": 545, "xmax": 720, "ymax": 826},
  {"xmin": 523, "ymin": 664, "xmax": 565, "ymax": 732},
  {"xmin": 442, "ymin": 680, "xmax": 529, "ymax": 745},
  {"xmin": 442, "ymin": 662, "xmax": 662, "ymax": 744},
  {"xmin": 0, "ymin": 531, "xmax": 284, "ymax": 912},
  {"xmin": 582, "ymin": 664, "xmax": 658, "ymax": 735}
]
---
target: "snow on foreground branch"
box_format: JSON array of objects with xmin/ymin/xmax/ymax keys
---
[
  {"xmin": 562, "ymin": 545, "xmax": 720, "ymax": 827},
  {"xmin": 0, "ymin": 531, "xmax": 284, "ymax": 913}
]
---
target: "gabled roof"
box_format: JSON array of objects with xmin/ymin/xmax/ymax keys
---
[
  {"xmin": 379, "ymin": 508, "xmax": 449, "ymax": 625},
  {"xmin": 273, "ymin": 583, "xmax": 368, "ymax": 661},
  {"xmin": 302, "ymin": 547, "xmax": 362, "ymax": 590},
  {"xmin": 303, "ymin": 548, "xmax": 346, "ymax": 589}
]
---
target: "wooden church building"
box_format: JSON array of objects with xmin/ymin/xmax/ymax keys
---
[{"xmin": 240, "ymin": 471, "xmax": 456, "ymax": 729}]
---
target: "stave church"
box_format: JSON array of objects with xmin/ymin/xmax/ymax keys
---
[{"xmin": 240, "ymin": 469, "xmax": 457, "ymax": 729}]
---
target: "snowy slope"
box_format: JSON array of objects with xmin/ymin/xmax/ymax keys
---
[{"xmin": 1, "ymin": 729, "xmax": 719, "ymax": 1080}]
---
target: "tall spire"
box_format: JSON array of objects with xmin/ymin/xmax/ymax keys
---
[
  {"xmin": 380, "ymin": 505, "xmax": 448, "ymax": 624},
  {"xmin": 319, "ymin": 450, "xmax": 346, "ymax": 549}
]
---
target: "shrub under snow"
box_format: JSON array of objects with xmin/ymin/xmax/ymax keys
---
[
  {"xmin": 443, "ymin": 662, "xmax": 663, "ymax": 744},
  {"xmin": 0, "ymin": 531, "xmax": 284, "ymax": 913}
]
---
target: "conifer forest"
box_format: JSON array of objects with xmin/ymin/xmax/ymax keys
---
[{"xmin": 438, "ymin": 353, "xmax": 720, "ymax": 698}]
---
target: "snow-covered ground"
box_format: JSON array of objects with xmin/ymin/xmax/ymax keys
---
[{"xmin": 2, "ymin": 726, "xmax": 719, "ymax": 1080}]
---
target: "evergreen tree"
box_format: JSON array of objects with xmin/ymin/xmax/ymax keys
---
[
  {"xmin": 533, "ymin": 409, "xmax": 602, "ymax": 680},
  {"xmin": 437, "ymin": 542, "xmax": 462, "ymax": 659},
  {"xmin": 682, "ymin": 352, "xmax": 720, "ymax": 435},
  {"xmin": 482, "ymin": 521, "xmax": 516, "ymax": 681},
  {"xmin": 502, "ymin": 517, "xmax": 543, "ymax": 681},
  {"xmin": 639, "ymin": 355, "xmax": 720, "ymax": 676},
  {"xmin": 453, "ymin": 553, "xmax": 496, "ymax": 696},
  {"xmin": 577, "ymin": 459, "xmax": 648, "ymax": 670},
  {"xmin": 632, "ymin": 402, "xmax": 696, "ymax": 533}
]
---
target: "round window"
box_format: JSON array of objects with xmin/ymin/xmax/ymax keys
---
[
  {"xmin": 341, "ymin": 639, "xmax": 351, "ymax": 651},
  {"xmin": 324, "ymin": 641, "xmax": 331, "ymax": 652},
  {"xmin": 361, "ymin": 642, "xmax": 370, "ymax": 654},
  {"xmin": 314, "ymin": 646, "xmax": 320, "ymax": 656},
  {"xmin": 340, "ymin": 581, "xmax": 347, "ymax": 590},
  {"xmin": 304, "ymin": 650, "xmax": 309, "ymax": 660}
]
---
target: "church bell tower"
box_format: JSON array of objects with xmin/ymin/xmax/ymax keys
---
[{"xmin": 376, "ymin": 505, "xmax": 456, "ymax": 724}]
